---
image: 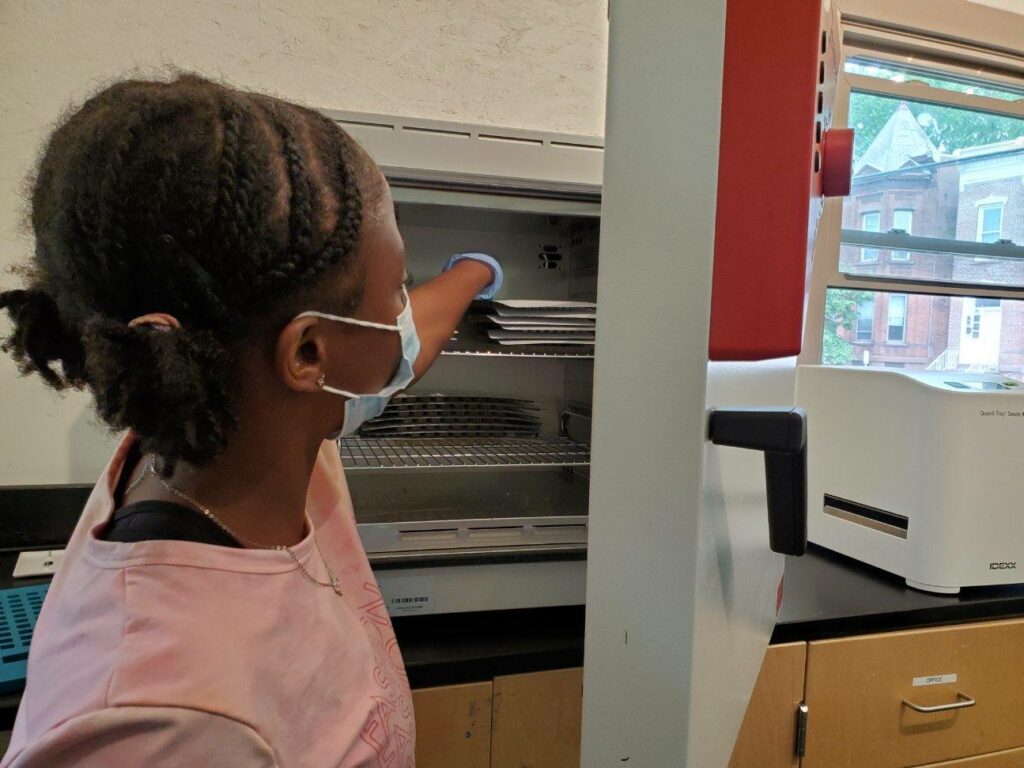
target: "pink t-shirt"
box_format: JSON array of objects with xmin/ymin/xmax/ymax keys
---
[{"xmin": 2, "ymin": 435, "xmax": 416, "ymax": 767}]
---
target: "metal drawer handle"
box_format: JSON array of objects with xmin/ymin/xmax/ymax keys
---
[{"xmin": 902, "ymin": 692, "xmax": 976, "ymax": 713}]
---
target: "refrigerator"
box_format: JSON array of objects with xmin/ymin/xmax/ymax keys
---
[
  {"xmin": 584, "ymin": 0, "xmax": 849, "ymax": 765},
  {"xmin": 329, "ymin": 0, "xmax": 851, "ymax": 762}
]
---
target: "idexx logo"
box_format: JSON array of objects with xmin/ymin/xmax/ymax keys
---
[{"xmin": 990, "ymin": 562, "xmax": 1017, "ymax": 570}]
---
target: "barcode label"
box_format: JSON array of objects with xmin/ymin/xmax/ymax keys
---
[{"xmin": 379, "ymin": 576, "xmax": 437, "ymax": 616}]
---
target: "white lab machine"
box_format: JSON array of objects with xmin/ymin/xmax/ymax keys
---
[{"xmin": 797, "ymin": 365, "xmax": 1024, "ymax": 594}]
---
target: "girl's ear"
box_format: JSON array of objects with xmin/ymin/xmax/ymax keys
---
[{"xmin": 275, "ymin": 316, "xmax": 331, "ymax": 393}]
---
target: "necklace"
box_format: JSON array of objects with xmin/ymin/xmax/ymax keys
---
[{"xmin": 132, "ymin": 457, "xmax": 343, "ymax": 596}]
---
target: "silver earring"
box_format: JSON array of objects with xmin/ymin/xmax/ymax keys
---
[{"xmin": 316, "ymin": 373, "xmax": 326, "ymax": 389}]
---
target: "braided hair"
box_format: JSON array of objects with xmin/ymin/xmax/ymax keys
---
[{"xmin": 0, "ymin": 74, "xmax": 379, "ymax": 474}]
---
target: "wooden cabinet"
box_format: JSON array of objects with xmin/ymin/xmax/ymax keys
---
[
  {"xmin": 729, "ymin": 643, "xmax": 807, "ymax": 768},
  {"xmin": 413, "ymin": 681, "xmax": 493, "ymax": 768},
  {"xmin": 411, "ymin": 618, "xmax": 1024, "ymax": 768},
  {"xmin": 413, "ymin": 669, "xmax": 583, "ymax": 768},
  {"xmin": 802, "ymin": 619, "xmax": 1024, "ymax": 768},
  {"xmin": 491, "ymin": 667, "xmax": 584, "ymax": 768},
  {"xmin": 916, "ymin": 747, "xmax": 1024, "ymax": 767}
]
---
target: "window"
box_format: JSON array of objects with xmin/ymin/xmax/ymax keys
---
[
  {"xmin": 822, "ymin": 289, "xmax": 1024, "ymax": 377},
  {"xmin": 891, "ymin": 210, "xmax": 913, "ymax": 261},
  {"xmin": 845, "ymin": 57, "xmax": 1024, "ymax": 102},
  {"xmin": 838, "ymin": 90, "xmax": 1024, "ymax": 288},
  {"xmin": 855, "ymin": 297, "xmax": 874, "ymax": 341},
  {"xmin": 887, "ymin": 294, "xmax": 907, "ymax": 343},
  {"xmin": 861, "ymin": 212, "xmax": 880, "ymax": 262},
  {"xmin": 978, "ymin": 204, "xmax": 1004, "ymax": 243},
  {"xmin": 817, "ymin": 45, "xmax": 1024, "ymax": 380}
]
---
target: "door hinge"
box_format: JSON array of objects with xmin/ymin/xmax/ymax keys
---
[{"xmin": 795, "ymin": 702, "xmax": 809, "ymax": 758}]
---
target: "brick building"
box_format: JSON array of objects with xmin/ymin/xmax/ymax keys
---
[{"xmin": 838, "ymin": 102, "xmax": 1024, "ymax": 376}]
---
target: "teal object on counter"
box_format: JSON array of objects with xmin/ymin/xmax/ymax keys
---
[{"xmin": 0, "ymin": 584, "xmax": 48, "ymax": 694}]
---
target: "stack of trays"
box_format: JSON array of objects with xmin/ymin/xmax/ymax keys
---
[
  {"xmin": 480, "ymin": 300, "xmax": 596, "ymax": 347},
  {"xmin": 357, "ymin": 394, "xmax": 542, "ymax": 439}
]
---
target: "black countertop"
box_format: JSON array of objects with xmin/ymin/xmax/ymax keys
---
[
  {"xmin": 773, "ymin": 543, "xmax": 1024, "ymax": 643},
  {"xmin": 3, "ymin": 543, "xmax": 1024, "ymax": 711}
]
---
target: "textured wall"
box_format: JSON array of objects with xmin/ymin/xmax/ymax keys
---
[{"xmin": 0, "ymin": 0, "xmax": 608, "ymax": 484}]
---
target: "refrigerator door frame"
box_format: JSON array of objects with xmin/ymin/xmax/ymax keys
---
[{"xmin": 582, "ymin": 0, "xmax": 792, "ymax": 765}]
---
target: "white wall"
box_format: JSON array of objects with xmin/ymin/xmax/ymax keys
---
[{"xmin": 0, "ymin": 0, "xmax": 608, "ymax": 485}]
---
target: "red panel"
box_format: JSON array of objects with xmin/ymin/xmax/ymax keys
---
[{"xmin": 709, "ymin": 0, "xmax": 848, "ymax": 360}]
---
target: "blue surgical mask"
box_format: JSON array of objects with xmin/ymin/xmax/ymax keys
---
[{"xmin": 296, "ymin": 286, "xmax": 420, "ymax": 439}]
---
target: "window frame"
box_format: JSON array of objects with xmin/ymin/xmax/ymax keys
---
[
  {"xmin": 978, "ymin": 202, "xmax": 1005, "ymax": 244},
  {"xmin": 855, "ymin": 296, "xmax": 875, "ymax": 342},
  {"xmin": 799, "ymin": 36, "xmax": 1024, "ymax": 367},
  {"xmin": 860, "ymin": 211, "xmax": 881, "ymax": 262},
  {"xmin": 886, "ymin": 293, "xmax": 908, "ymax": 343},
  {"xmin": 891, "ymin": 209, "xmax": 913, "ymax": 261}
]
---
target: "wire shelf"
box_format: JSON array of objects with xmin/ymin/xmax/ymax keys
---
[
  {"xmin": 341, "ymin": 436, "xmax": 590, "ymax": 470},
  {"xmin": 441, "ymin": 338, "xmax": 594, "ymax": 359}
]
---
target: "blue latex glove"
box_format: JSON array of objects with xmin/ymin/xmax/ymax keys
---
[{"xmin": 442, "ymin": 252, "xmax": 503, "ymax": 300}]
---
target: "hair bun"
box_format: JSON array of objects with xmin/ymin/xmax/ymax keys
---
[
  {"xmin": 82, "ymin": 317, "xmax": 237, "ymax": 472},
  {"xmin": 0, "ymin": 288, "xmax": 86, "ymax": 388}
]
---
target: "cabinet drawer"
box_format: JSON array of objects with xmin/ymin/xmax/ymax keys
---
[
  {"xmin": 412, "ymin": 681, "xmax": 492, "ymax": 768},
  {"xmin": 729, "ymin": 643, "xmax": 807, "ymax": 768},
  {"xmin": 491, "ymin": 668, "xmax": 583, "ymax": 768},
  {"xmin": 804, "ymin": 619, "xmax": 1024, "ymax": 768},
  {"xmin": 916, "ymin": 747, "xmax": 1024, "ymax": 767}
]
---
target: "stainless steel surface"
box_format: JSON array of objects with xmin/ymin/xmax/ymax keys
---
[
  {"xmin": 442, "ymin": 339, "xmax": 595, "ymax": 359},
  {"xmin": 340, "ymin": 437, "xmax": 590, "ymax": 470},
  {"xmin": 359, "ymin": 395, "xmax": 544, "ymax": 439},
  {"xmin": 360, "ymin": 528, "xmax": 585, "ymax": 557},
  {"xmin": 901, "ymin": 692, "xmax": 976, "ymax": 713},
  {"xmin": 823, "ymin": 503, "xmax": 909, "ymax": 540},
  {"xmin": 349, "ymin": 467, "xmax": 588, "ymax": 524}
]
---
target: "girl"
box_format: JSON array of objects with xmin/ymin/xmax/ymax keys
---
[{"xmin": 0, "ymin": 74, "xmax": 501, "ymax": 767}]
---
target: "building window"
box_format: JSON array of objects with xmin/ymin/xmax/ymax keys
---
[
  {"xmin": 861, "ymin": 212, "xmax": 880, "ymax": 262},
  {"xmin": 891, "ymin": 209, "xmax": 913, "ymax": 261},
  {"xmin": 978, "ymin": 204, "xmax": 1004, "ymax": 243},
  {"xmin": 887, "ymin": 294, "xmax": 907, "ymax": 342},
  {"xmin": 856, "ymin": 297, "xmax": 874, "ymax": 341}
]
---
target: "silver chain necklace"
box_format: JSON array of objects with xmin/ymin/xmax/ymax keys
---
[{"xmin": 130, "ymin": 457, "xmax": 343, "ymax": 596}]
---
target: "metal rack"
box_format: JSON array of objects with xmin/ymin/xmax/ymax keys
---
[
  {"xmin": 341, "ymin": 436, "xmax": 590, "ymax": 470},
  {"xmin": 441, "ymin": 338, "xmax": 594, "ymax": 359}
]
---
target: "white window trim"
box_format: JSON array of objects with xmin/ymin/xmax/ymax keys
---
[
  {"xmin": 861, "ymin": 211, "xmax": 881, "ymax": 262},
  {"xmin": 975, "ymin": 195, "xmax": 1009, "ymax": 208},
  {"xmin": 799, "ymin": 41, "xmax": 1024, "ymax": 366},
  {"xmin": 856, "ymin": 297, "xmax": 875, "ymax": 342},
  {"xmin": 891, "ymin": 210, "xmax": 913, "ymax": 261},
  {"xmin": 887, "ymin": 294, "xmax": 908, "ymax": 343},
  {"xmin": 977, "ymin": 202, "xmax": 1004, "ymax": 243}
]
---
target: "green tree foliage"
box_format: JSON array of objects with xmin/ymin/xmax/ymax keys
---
[
  {"xmin": 823, "ymin": 289, "xmax": 874, "ymax": 365},
  {"xmin": 849, "ymin": 92, "xmax": 1024, "ymax": 161}
]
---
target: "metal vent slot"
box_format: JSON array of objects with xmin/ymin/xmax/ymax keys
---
[
  {"xmin": 479, "ymin": 134, "xmax": 544, "ymax": 146},
  {"xmin": 550, "ymin": 140, "xmax": 603, "ymax": 152},
  {"xmin": 823, "ymin": 494, "xmax": 909, "ymax": 539},
  {"xmin": 336, "ymin": 119, "xmax": 396, "ymax": 131},
  {"xmin": 401, "ymin": 125, "xmax": 471, "ymax": 138}
]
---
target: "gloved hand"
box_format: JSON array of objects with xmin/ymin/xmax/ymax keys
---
[{"xmin": 442, "ymin": 252, "xmax": 503, "ymax": 300}]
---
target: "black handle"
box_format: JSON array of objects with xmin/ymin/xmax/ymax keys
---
[{"xmin": 707, "ymin": 408, "xmax": 808, "ymax": 556}]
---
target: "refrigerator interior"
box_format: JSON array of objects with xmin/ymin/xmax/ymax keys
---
[{"xmin": 345, "ymin": 193, "xmax": 599, "ymax": 562}]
